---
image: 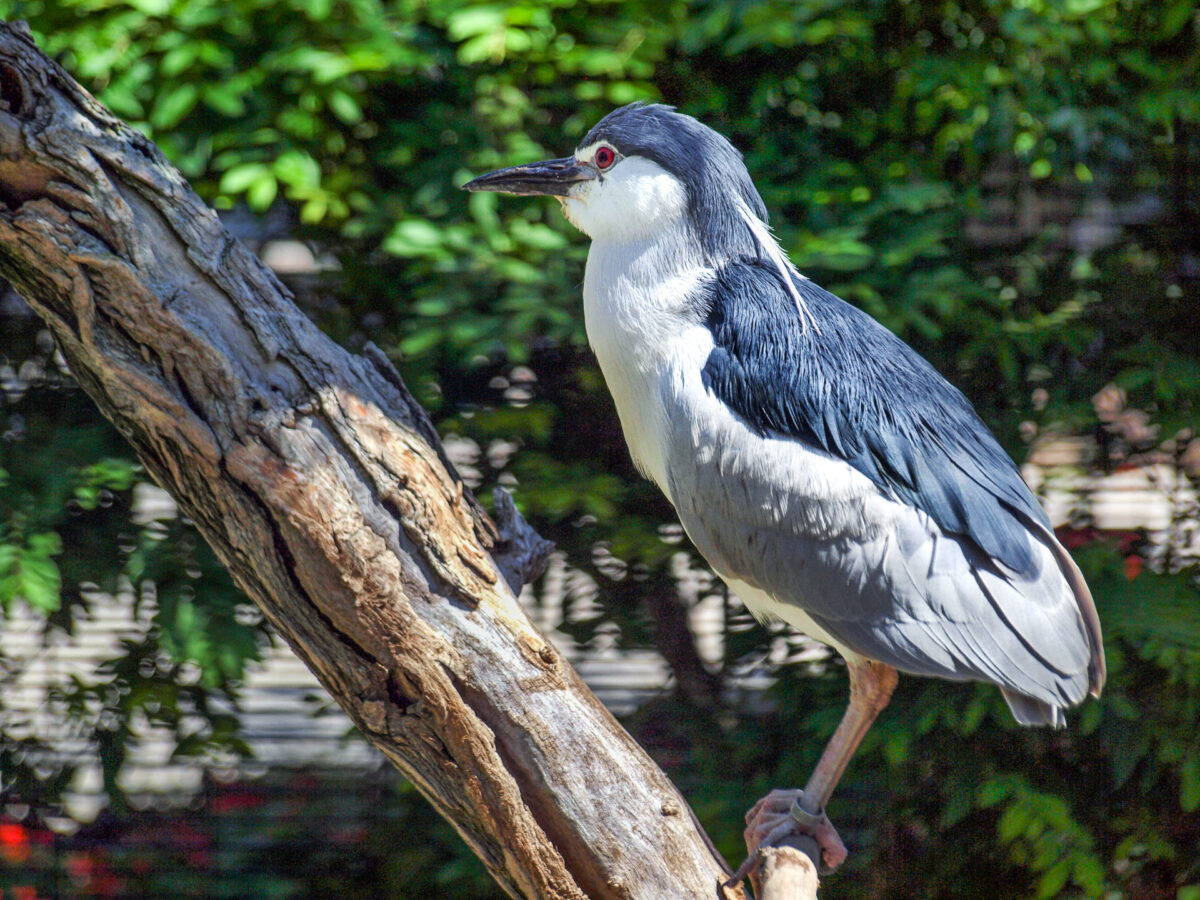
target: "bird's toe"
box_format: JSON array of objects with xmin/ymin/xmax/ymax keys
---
[{"xmin": 738, "ymin": 789, "xmax": 847, "ymax": 876}]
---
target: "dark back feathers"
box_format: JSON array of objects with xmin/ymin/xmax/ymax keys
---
[{"xmin": 700, "ymin": 258, "xmax": 1052, "ymax": 575}]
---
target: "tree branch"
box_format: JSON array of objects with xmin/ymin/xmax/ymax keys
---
[
  {"xmin": 0, "ymin": 21, "xmax": 775, "ymax": 899},
  {"xmin": 754, "ymin": 847, "xmax": 820, "ymax": 900}
]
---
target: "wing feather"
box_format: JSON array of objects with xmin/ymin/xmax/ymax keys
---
[
  {"xmin": 662, "ymin": 259, "xmax": 1104, "ymax": 721},
  {"xmin": 700, "ymin": 260, "xmax": 1048, "ymax": 573}
]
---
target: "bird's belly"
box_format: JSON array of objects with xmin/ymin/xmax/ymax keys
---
[{"xmin": 723, "ymin": 575, "xmax": 857, "ymax": 660}]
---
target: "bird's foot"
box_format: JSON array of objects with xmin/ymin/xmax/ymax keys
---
[{"xmin": 726, "ymin": 789, "xmax": 846, "ymax": 888}]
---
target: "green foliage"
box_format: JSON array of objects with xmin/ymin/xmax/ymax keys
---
[
  {"xmin": 2, "ymin": 0, "xmax": 1200, "ymax": 896},
  {"xmin": 0, "ymin": 529, "xmax": 61, "ymax": 614},
  {"xmin": 0, "ymin": 321, "xmax": 268, "ymax": 809}
]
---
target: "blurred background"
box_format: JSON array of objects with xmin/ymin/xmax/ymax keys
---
[{"xmin": 1, "ymin": 1, "xmax": 1198, "ymax": 897}]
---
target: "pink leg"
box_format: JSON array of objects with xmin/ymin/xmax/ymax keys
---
[
  {"xmin": 800, "ymin": 658, "xmax": 898, "ymax": 814},
  {"xmin": 730, "ymin": 658, "xmax": 898, "ymax": 883}
]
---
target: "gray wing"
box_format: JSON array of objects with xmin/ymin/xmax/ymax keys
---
[
  {"xmin": 701, "ymin": 260, "xmax": 1055, "ymax": 576},
  {"xmin": 662, "ymin": 358, "xmax": 1097, "ymax": 724}
]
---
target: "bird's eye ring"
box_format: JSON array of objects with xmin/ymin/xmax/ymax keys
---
[{"xmin": 594, "ymin": 146, "xmax": 616, "ymax": 169}]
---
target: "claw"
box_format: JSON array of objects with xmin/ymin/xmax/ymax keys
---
[{"xmin": 729, "ymin": 788, "xmax": 847, "ymax": 884}]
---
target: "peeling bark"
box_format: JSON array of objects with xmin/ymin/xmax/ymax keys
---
[{"xmin": 0, "ymin": 21, "xmax": 777, "ymax": 900}]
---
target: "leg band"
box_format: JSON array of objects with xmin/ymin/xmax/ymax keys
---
[{"xmin": 789, "ymin": 797, "xmax": 827, "ymax": 828}]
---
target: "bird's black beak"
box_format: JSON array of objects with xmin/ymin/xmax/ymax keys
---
[{"xmin": 462, "ymin": 156, "xmax": 595, "ymax": 197}]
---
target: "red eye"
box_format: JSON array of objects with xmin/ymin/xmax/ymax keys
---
[{"xmin": 594, "ymin": 146, "xmax": 616, "ymax": 169}]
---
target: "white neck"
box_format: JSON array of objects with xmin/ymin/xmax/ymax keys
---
[
  {"xmin": 582, "ymin": 214, "xmax": 706, "ymax": 361},
  {"xmin": 581, "ymin": 214, "xmax": 708, "ymax": 491}
]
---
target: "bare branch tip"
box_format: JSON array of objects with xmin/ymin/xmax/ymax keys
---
[{"xmin": 491, "ymin": 487, "xmax": 554, "ymax": 594}]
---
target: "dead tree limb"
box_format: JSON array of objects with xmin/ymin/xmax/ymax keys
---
[
  {"xmin": 0, "ymin": 20, "xmax": 827, "ymax": 898},
  {"xmin": 754, "ymin": 848, "xmax": 820, "ymax": 900}
]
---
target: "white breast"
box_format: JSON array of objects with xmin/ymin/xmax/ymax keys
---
[{"xmin": 582, "ymin": 230, "xmax": 704, "ymax": 494}]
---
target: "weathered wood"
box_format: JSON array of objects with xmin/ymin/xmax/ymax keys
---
[
  {"xmin": 722, "ymin": 815, "xmax": 823, "ymax": 900},
  {"xmin": 756, "ymin": 848, "xmax": 820, "ymax": 900},
  {"xmin": 0, "ymin": 21, "xmax": 765, "ymax": 899}
]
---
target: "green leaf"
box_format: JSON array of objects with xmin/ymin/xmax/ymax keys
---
[
  {"xmin": 1036, "ymin": 859, "xmax": 1071, "ymax": 899},
  {"xmin": 446, "ymin": 7, "xmax": 507, "ymax": 40},
  {"xmin": 274, "ymin": 150, "xmax": 321, "ymax": 189},
  {"xmin": 247, "ymin": 173, "xmax": 279, "ymax": 210},
  {"xmin": 126, "ymin": 0, "xmax": 169, "ymax": 13},
  {"xmin": 203, "ymin": 83, "xmax": 246, "ymax": 117},
  {"xmin": 160, "ymin": 43, "xmax": 200, "ymax": 77},
  {"xmin": 304, "ymin": 0, "xmax": 331, "ymax": 20},
  {"xmin": 384, "ymin": 219, "xmax": 446, "ymax": 257},
  {"xmin": 997, "ymin": 804, "xmax": 1028, "ymax": 842},
  {"xmin": 1158, "ymin": 0, "xmax": 1197, "ymax": 37},
  {"xmin": 151, "ymin": 83, "xmax": 198, "ymax": 130},
  {"xmin": 220, "ymin": 162, "xmax": 271, "ymax": 194},
  {"xmin": 300, "ymin": 197, "xmax": 328, "ymax": 224},
  {"xmin": 457, "ymin": 32, "xmax": 508, "ymax": 64},
  {"xmin": 398, "ymin": 328, "xmax": 444, "ymax": 358},
  {"xmin": 882, "ymin": 730, "xmax": 909, "ymax": 765},
  {"xmin": 327, "ymin": 89, "xmax": 362, "ymax": 124},
  {"xmin": 977, "ymin": 777, "xmax": 1013, "ymax": 808},
  {"xmin": 19, "ymin": 535, "xmax": 63, "ymax": 613},
  {"xmin": 511, "ymin": 220, "xmax": 567, "ymax": 250},
  {"xmin": 0, "ymin": 543, "xmax": 19, "ymax": 610},
  {"xmin": 27, "ymin": 532, "xmax": 62, "ymax": 557}
]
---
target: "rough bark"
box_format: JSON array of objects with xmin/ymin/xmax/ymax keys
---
[{"xmin": 0, "ymin": 21, "xmax": 818, "ymax": 899}]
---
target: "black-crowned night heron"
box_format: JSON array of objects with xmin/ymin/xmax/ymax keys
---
[{"xmin": 464, "ymin": 102, "xmax": 1105, "ymax": 877}]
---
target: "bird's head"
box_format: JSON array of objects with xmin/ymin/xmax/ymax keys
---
[{"xmin": 463, "ymin": 103, "xmax": 768, "ymax": 260}]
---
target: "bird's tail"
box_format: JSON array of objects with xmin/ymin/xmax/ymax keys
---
[
  {"xmin": 1001, "ymin": 687, "xmax": 1067, "ymax": 728},
  {"xmin": 997, "ymin": 514, "xmax": 1106, "ymax": 729},
  {"xmin": 1026, "ymin": 517, "xmax": 1107, "ymax": 698}
]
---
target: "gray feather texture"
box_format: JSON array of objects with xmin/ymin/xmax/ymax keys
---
[{"xmin": 662, "ymin": 327, "xmax": 1094, "ymax": 721}]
